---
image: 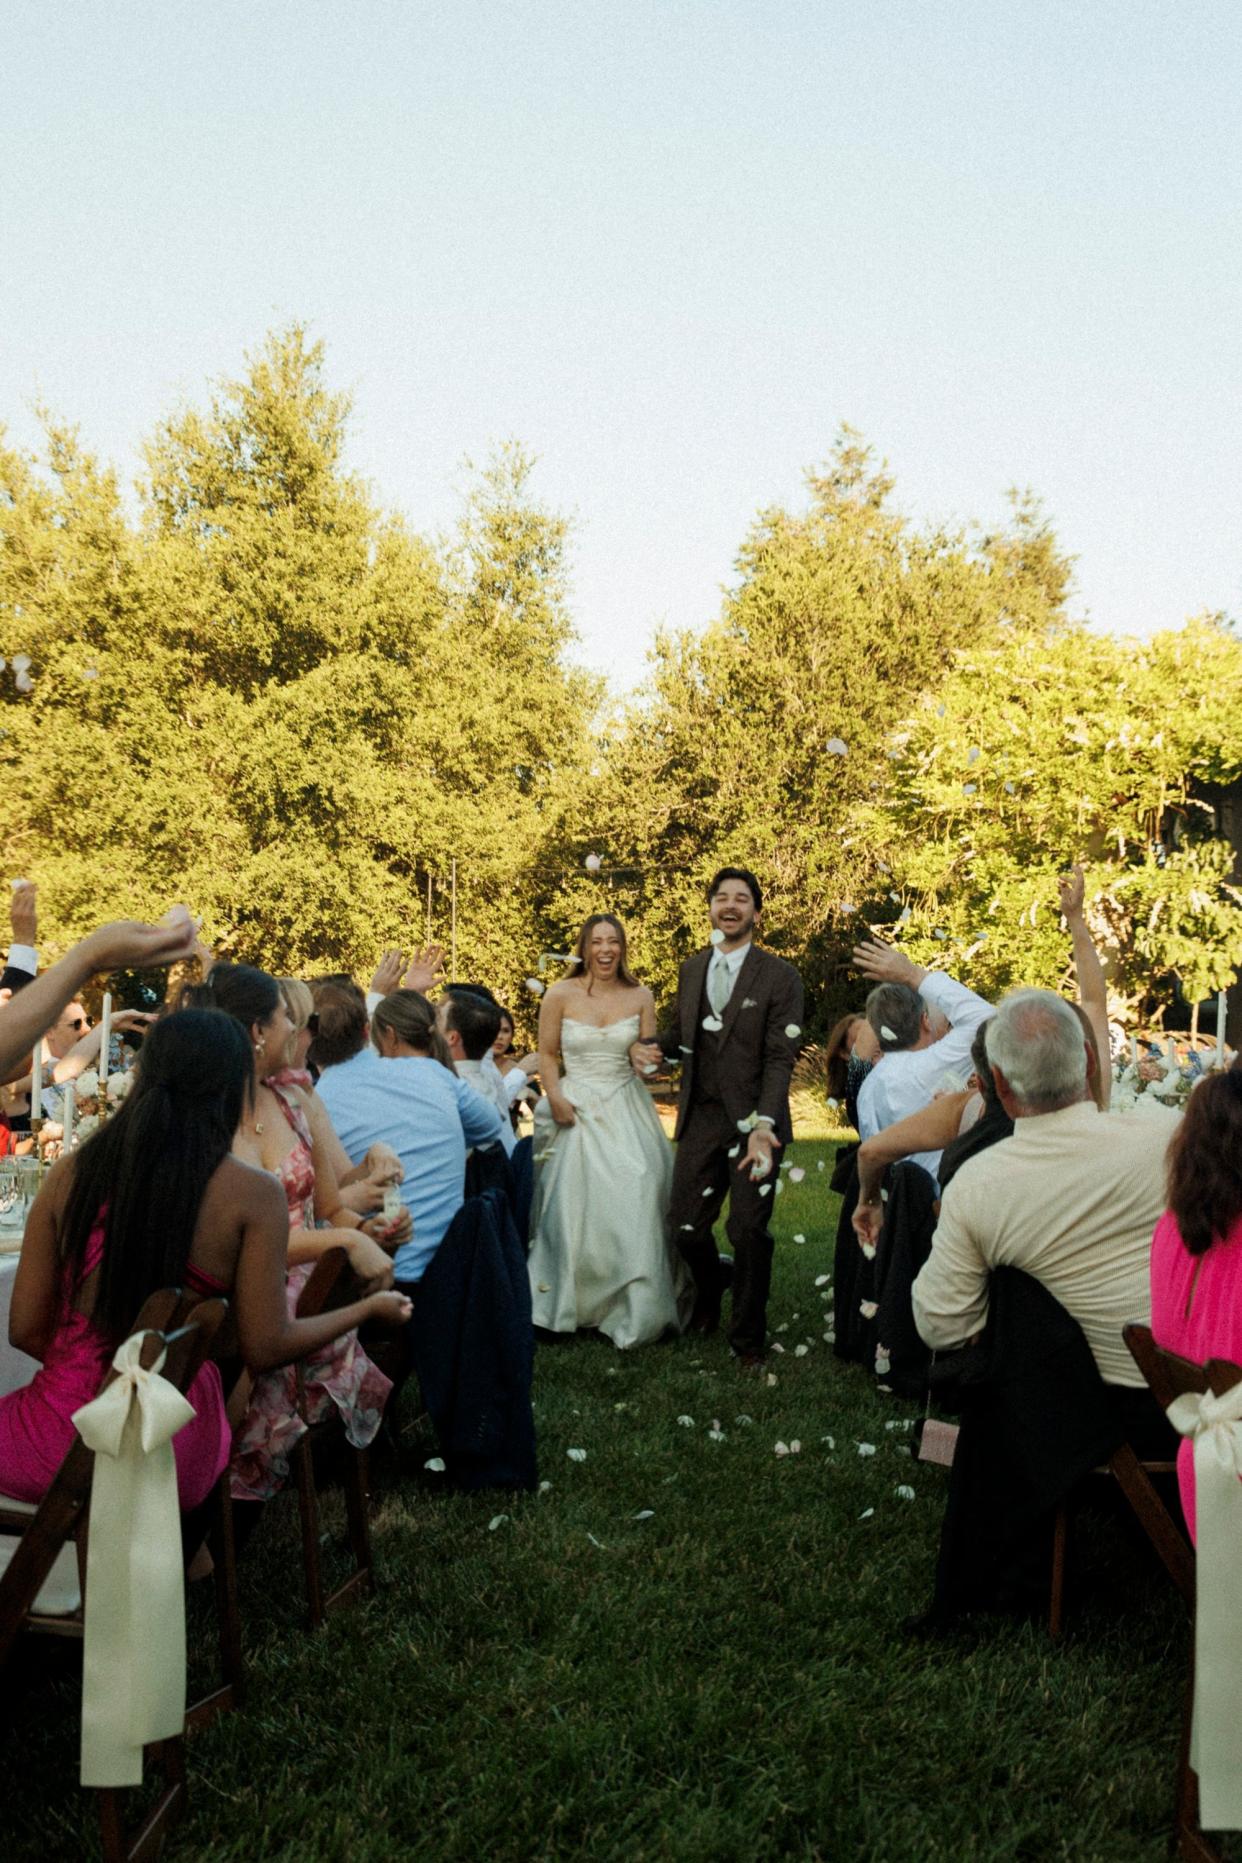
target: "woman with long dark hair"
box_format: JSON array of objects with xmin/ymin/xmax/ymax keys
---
[
  {"xmin": 526, "ymin": 915, "xmax": 692, "ymax": 1348},
  {"xmin": 0, "ymin": 1010, "xmax": 410, "ymax": 1508},
  {"xmin": 1149, "ymin": 1068, "xmax": 1242, "ymax": 1540},
  {"xmin": 187, "ymin": 964, "xmax": 405, "ymax": 1502}
]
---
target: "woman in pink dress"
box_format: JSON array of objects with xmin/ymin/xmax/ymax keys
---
[
  {"xmin": 189, "ymin": 964, "xmax": 410, "ymax": 1504},
  {"xmin": 0, "ymin": 1010, "xmax": 411, "ymax": 1509},
  {"xmin": 1149, "ymin": 1068, "xmax": 1242, "ymax": 1540}
]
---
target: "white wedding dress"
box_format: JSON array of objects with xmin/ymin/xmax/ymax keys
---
[{"xmin": 528, "ymin": 1014, "xmax": 694, "ymax": 1349}]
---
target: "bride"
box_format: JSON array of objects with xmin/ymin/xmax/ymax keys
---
[{"xmin": 528, "ymin": 914, "xmax": 693, "ymax": 1349}]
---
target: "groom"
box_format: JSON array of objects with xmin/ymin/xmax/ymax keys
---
[{"xmin": 632, "ymin": 866, "xmax": 804, "ymax": 1366}]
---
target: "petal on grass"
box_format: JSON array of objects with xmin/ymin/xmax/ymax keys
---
[
  {"xmin": 859, "ymin": 1508, "xmax": 875, "ymax": 1520},
  {"xmin": 793, "ymin": 1232, "xmax": 806, "ymax": 1244},
  {"xmin": 794, "ymin": 1344, "xmax": 809, "ymax": 1357},
  {"xmin": 857, "ymin": 1442, "xmax": 877, "ymax": 1456},
  {"xmin": 677, "ymin": 1415, "xmax": 696, "ymax": 1427},
  {"xmin": 825, "ymin": 736, "xmax": 848, "ymax": 756},
  {"xmin": 488, "ymin": 1515, "xmax": 509, "ymax": 1531},
  {"xmin": 424, "ymin": 1457, "xmax": 446, "ymax": 1473},
  {"xmin": 633, "ymin": 1509, "xmax": 655, "ymax": 1520},
  {"xmin": 789, "ymin": 1168, "xmax": 805, "ymax": 1183},
  {"xmin": 895, "ymin": 1485, "xmax": 916, "ymax": 1502},
  {"xmin": 814, "ymin": 1273, "xmax": 830, "ymax": 1287},
  {"xmin": 567, "ymin": 1447, "xmax": 588, "ymax": 1462}
]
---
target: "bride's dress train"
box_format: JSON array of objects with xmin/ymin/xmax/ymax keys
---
[{"xmin": 528, "ymin": 1013, "xmax": 693, "ymax": 1349}]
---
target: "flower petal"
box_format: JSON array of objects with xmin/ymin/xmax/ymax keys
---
[
  {"xmin": 677, "ymin": 1415, "xmax": 695, "ymax": 1427},
  {"xmin": 785, "ymin": 1024, "xmax": 802, "ymax": 1039},
  {"xmin": 895, "ymin": 1485, "xmax": 916, "ymax": 1501},
  {"xmin": 709, "ymin": 927, "xmax": 726, "ymax": 946},
  {"xmin": 584, "ymin": 853, "xmax": 602, "ymax": 871},
  {"xmin": 880, "ymin": 1025, "xmax": 897, "ymax": 1042},
  {"xmin": 567, "ymin": 1447, "xmax": 588, "ymax": 1462},
  {"xmin": 825, "ymin": 737, "xmax": 848, "ymax": 756},
  {"xmin": 488, "ymin": 1514, "xmax": 509, "ymax": 1530},
  {"xmin": 633, "ymin": 1509, "xmax": 655, "ymax": 1520},
  {"xmin": 424, "ymin": 1457, "xmax": 446, "ymax": 1473},
  {"xmin": 701, "ymin": 1014, "xmax": 723, "ymax": 1032},
  {"xmin": 857, "ymin": 1442, "xmax": 877, "ymax": 1456}
]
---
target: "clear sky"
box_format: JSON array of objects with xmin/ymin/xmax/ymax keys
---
[{"xmin": 2, "ymin": 1, "xmax": 1238, "ymax": 691}]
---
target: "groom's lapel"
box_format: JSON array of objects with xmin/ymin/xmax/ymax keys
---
[
  {"xmin": 682, "ymin": 948, "xmax": 711, "ymax": 1051},
  {"xmin": 718, "ymin": 946, "xmax": 762, "ymax": 1050}
]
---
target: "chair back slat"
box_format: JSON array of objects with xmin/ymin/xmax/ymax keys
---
[
  {"xmin": 1123, "ymin": 1324, "xmax": 1209, "ymax": 1409},
  {"xmin": 295, "ymin": 1247, "xmax": 354, "ymax": 1319}
]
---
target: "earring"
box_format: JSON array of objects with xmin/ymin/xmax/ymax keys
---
[{"xmin": 254, "ymin": 1037, "xmax": 266, "ymax": 1056}]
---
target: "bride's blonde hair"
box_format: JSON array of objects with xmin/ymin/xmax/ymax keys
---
[{"xmin": 574, "ymin": 914, "xmax": 640, "ymax": 994}]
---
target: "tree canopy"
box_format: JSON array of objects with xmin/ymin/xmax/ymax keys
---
[{"xmin": 2, "ymin": 336, "xmax": 1239, "ymax": 1037}]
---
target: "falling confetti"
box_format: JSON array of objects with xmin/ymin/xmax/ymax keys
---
[
  {"xmin": 785, "ymin": 1024, "xmax": 802, "ymax": 1039},
  {"xmin": 709, "ymin": 927, "xmax": 726, "ymax": 946},
  {"xmin": 584, "ymin": 853, "xmax": 602, "ymax": 871},
  {"xmin": 525, "ymin": 977, "xmax": 545, "ymax": 995},
  {"xmin": 702, "ymin": 1014, "xmax": 723, "ymax": 1032}
]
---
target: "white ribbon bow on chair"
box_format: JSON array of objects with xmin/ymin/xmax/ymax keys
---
[
  {"xmin": 1167, "ymin": 1379, "xmax": 1242, "ymax": 1831},
  {"xmin": 71, "ymin": 1331, "xmax": 196, "ymax": 1787}
]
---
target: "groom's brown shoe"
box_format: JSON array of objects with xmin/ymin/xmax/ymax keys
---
[
  {"xmin": 734, "ymin": 1350, "xmax": 766, "ymax": 1373},
  {"xmin": 688, "ymin": 1302, "xmax": 720, "ymax": 1335}
]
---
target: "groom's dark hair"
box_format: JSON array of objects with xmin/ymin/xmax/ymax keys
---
[
  {"xmin": 707, "ymin": 866, "xmax": 763, "ymax": 913},
  {"xmin": 443, "ymin": 985, "xmax": 503, "ymax": 1060}
]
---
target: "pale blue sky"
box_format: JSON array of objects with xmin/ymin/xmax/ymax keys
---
[{"xmin": 2, "ymin": 1, "xmax": 1238, "ymax": 689}]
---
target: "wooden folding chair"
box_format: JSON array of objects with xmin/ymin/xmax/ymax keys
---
[
  {"xmin": 1123, "ymin": 1322, "xmax": 1240, "ymax": 1863},
  {"xmin": 0, "ymin": 1290, "xmax": 227, "ymax": 1863},
  {"xmin": 1048, "ymin": 1430, "xmax": 1193, "ymax": 1640},
  {"xmin": 291, "ymin": 1247, "xmax": 376, "ymax": 1628}
]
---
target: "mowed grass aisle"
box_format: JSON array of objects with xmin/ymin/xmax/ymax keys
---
[{"xmin": 11, "ymin": 1141, "xmax": 1191, "ymax": 1861}]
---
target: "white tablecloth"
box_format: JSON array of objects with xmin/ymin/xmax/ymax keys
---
[{"xmin": 0, "ymin": 1251, "xmax": 39, "ymax": 1398}]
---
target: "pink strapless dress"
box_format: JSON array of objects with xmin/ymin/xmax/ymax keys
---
[{"xmin": 0, "ymin": 1222, "xmax": 231, "ymax": 1511}]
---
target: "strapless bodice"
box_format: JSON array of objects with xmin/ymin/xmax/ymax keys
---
[{"xmin": 560, "ymin": 1013, "xmax": 642, "ymax": 1096}]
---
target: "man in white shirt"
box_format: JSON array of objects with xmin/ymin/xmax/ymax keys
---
[
  {"xmin": 1, "ymin": 880, "xmax": 38, "ymax": 996},
  {"xmin": 853, "ymin": 938, "xmax": 992, "ymax": 1186},
  {"xmin": 439, "ymin": 987, "xmax": 516, "ymax": 1156},
  {"xmin": 911, "ymin": 988, "xmax": 1177, "ymax": 1387}
]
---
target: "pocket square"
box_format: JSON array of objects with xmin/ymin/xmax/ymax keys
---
[{"xmin": 741, "ymin": 998, "xmax": 758, "ymax": 1010}]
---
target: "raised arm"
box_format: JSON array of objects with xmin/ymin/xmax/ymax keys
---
[
  {"xmin": 1058, "ymin": 865, "xmax": 1111, "ymax": 1109},
  {"xmin": 0, "ymin": 915, "xmax": 197, "ymax": 1085}
]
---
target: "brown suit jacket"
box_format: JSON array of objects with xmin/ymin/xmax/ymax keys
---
[{"xmin": 660, "ymin": 944, "xmax": 804, "ymax": 1147}]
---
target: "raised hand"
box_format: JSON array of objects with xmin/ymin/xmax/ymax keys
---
[
  {"xmin": 83, "ymin": 911, "xmax": 199, "ymax": 975},
  {"xmin": 9, "ymin": 880, "xmax": 36, "ymax": 947},
  {"xmin": 370, "ymin": 949, "xmax": 407, "ymax": 997},
  {"xmin": 852, "ymin": 938, "xmax": 926, "ymax": 988},
  {"xmin": 1057, "ymin": 863, "xmax": 1086, "ymax": 921},
  {"xmin": 403, "ymin": 944, "xmax": 446, "ymax": 995}
]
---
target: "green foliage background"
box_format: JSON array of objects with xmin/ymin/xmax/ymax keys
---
[{"xmin": 2, "ymin": 328, "xmax": 1240, "ymax": 1036}]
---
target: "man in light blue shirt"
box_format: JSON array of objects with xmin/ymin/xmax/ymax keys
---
[{"xmin": 317, "ymin": 1042, "xmax": 504, "ymax": 1285}]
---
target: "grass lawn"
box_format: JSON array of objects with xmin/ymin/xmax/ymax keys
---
[{"xmin": 9, "ymin": 1138, "xmax": 1194, "ymax": 1861}]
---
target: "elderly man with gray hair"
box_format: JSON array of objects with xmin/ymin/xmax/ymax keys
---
[
  {"xmin": 852, "ymin": 937, "xmax": 992, "ymax": 1187},
  {"xmin": 911, "ymin": 987, "xmax": 1178, "ymax": 1387}
]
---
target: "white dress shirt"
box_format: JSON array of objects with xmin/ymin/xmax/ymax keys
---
[
  {"xmin": 706, "ymin": 940, "xmax": 750, "ymax": 1012},
  {"xmin": 855, "ymin": 971, "xmax": 992, "ymax": 1185},
  {"xmin": 911, "ymin": 1099, "xmax": 1179, "ymax": 1386},
  {"xmin": 455, "ymin": 1057, "xmax": 516, "ymax": 1155},
  {"xmin": 5, "ymin": 944, "xmax": 37, "ymax": 977}
]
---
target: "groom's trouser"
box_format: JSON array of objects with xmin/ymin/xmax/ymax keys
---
[{"xmin": 669, "ymin": 1101, "xmax": 775, "ymax": 1355}]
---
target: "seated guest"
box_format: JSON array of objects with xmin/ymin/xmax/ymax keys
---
[
  {"xmin": 852, "ymin": 938, "xmax": 992, "ymax": 1186},
  {"xmin": 934, "ymin": 1022, "xmax": 1014, "ymax": 1193},
  {"xmin": 1150, "ymin": 1069, "xmax": 1242, "ymax": 1540},
  {"xmin": 439, "ymin": 986, "xmax": 516, "ymax": 1154},
  {"xmin": 912, "ymin": 988, "xmax": 1178, "ymax": 1389},
  {"xmin": 0, "ymin": 1009, "xmax": 410, "ymax": 1508},
  {"xmin": 189, "ymin": 963, "xmax": 401, "ymax": 1505},
  {"xmin": 279, "ymin": 977, "xmax": 404, "ymax": 1220},
  {"xmin": 825, "ymin": 1011, "xmax": 881, "ymax": 1132},
  {"xmin": 314, "ymin": 987, "xmax": 506, "ymax": 1295}
]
